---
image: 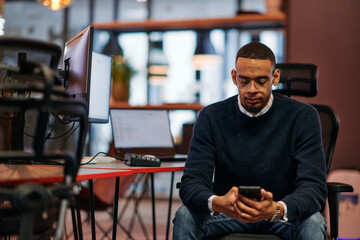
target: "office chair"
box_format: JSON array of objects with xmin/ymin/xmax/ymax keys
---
[
  {"xmin": 0, "ymin": 37, "xmax": 88, "ymax": 239},
  {"xmin": 186, "ymin": 63, "xmax": 353, "ymax": 240},
  {"xmin": 273, "ymin": 64, "xmax": 352, "ymax": 240}
]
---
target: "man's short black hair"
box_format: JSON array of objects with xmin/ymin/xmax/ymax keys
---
[{"xmin": 236, "ymin": 42, "xmax": 276, "ymax": 68}]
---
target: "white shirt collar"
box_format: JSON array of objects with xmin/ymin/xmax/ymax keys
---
[{"xmin": 237, "ymin": 93, "xmax": 274, "ymax": 118}]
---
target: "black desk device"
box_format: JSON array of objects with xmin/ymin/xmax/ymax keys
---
[{"xmin": 124, "ymin": 153, "xmax": 161, "ymax": 167}]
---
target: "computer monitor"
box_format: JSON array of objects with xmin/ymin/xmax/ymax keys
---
[
  {"xmin": 89, "ymin": 52, "xmax": 111, "ymax": 123},
  {"xmin": 62, "ymin": 25, "xmax": 111, "ymax": 123}
]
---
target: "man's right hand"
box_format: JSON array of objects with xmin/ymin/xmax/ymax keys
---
[
  {"xmin": 212, "ymin": 186, "xmax": 240, "ymax": 219},
  {"xmin": 212, "ymin": 187, "xmax": 283, "ymax": 223}
]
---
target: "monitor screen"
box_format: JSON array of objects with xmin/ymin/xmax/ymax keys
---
[
  {"xmin": 62, "ymin": 26, "xmax": 111, "ymax": 123},
  {"xmin": 89, "ymin": 52, "xmax": 111, "ymax": 123}
]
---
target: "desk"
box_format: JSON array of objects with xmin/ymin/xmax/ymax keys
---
[
  {"xmin": 81, "ymin": 161, "xmax": 185, "ymax": 240},
  {"xmin": 81, "ymin": 161, "xmax": 185, "ymax": 172},
  {"xmin": 0, "ymin": 164, "xmax": 133, "ymax": 186},
  {"xmin": 0, "ymin": 163, "xmax": 133, "ymax": 240}
]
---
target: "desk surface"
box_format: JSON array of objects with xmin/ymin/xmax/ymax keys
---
[
  {"xmin": 80, "ymin": 161, "xmax": 185, "ymax": 173},
  {"xmin": 76, "ymin": 167, "xmax": 133, "ymax": 181},
  {"xmin": 109, "ymin": 102, "xmax": 203, "ymax": 111},
  {"xmin": 0, "ymin": 164, "xmax": 133, "ymax": 186}
]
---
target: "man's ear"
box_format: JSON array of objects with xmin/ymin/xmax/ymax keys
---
[
  {"xmin": 272, "ymin": 68, "xmax": 280, "ymax": 86},
  {"xmin": 231, "ymin": 69, "xmax": 237, "ymax": 85}
]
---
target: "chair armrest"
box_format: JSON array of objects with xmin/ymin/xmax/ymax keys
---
[
  {"xmin": 327, "ymin": 182, "xmax": 353, "ymax": 193},
  {"xmin": 327, "ymin": 182, "xmax": 354, "ymax": 239}
]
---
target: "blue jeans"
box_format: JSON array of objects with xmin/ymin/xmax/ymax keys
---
[{"xmin": 172, "ymin": 205, "xmax": 327, "ymax": 240}]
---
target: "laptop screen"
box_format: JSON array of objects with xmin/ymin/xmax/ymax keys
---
[{"xmin": 110, "ymin": 109, "xmax": 176, "ymax": 156}]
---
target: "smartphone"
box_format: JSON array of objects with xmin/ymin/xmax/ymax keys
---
[{"xmin": 238, "ymin": 186, "xmax": 262, "ymax": 201}]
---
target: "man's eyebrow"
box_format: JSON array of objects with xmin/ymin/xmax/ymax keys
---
[
  {"xmin": 238, "ymin": 75, "xmax": 270, "ymax": 79},
  {"xmin": 255, "ymin": 75, "xmax": 271, "ymax": 79},
  {"xmin": 238, "ymin": 75, "xmax": 249, "ymax": 79}
]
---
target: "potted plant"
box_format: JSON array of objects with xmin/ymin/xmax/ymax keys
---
[{"xmin": 111, "ymin": 55, "xmax": 134, "ymax": 102}]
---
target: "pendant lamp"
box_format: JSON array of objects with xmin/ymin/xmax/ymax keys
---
[{"xmin": 38, "ymin": 0, "xmax": 72, "ymax": 11}]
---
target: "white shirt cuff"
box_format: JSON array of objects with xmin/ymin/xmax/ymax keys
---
[
  {"xmin": 278, "ymin": 201, "xmax": 288, "ymax": 222},
  {"xmin": 208, "ymin": 195, "xmax": 217, "ymax": 212}
]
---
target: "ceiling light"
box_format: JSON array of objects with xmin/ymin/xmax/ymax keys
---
[
  {"xmin": 193, "ymin": 31, "xmax": 222, "ymax": 70},
  {"xmin": 38, "ymin": 0, "xmax": 72, "ymax": 11}
]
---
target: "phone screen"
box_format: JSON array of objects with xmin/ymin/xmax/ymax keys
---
[{"xmin": 238, "ymin": 186, "xmax": 261, "ymax": 201}]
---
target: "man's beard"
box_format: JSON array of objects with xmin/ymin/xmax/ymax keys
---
[{"xmin": 245, "ymin": 105, "xmax": 263, "ymax": 115}]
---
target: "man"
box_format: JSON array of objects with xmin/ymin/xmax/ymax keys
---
[{"xmin": 173, "ymin": 42, "xmax": 327, "ymax": 239}]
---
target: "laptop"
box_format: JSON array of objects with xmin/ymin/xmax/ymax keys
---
[{"xmin": 110, "ymin": 108, "xmax": 187, "ymax": 162}]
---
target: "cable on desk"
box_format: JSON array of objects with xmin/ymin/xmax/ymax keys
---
[{"xmin": 80, "ymin": 151, "xmax": 126, "ymax": 165}]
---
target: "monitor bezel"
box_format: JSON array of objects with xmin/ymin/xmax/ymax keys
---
[{"xmin": 62, "ymin": 25, "xmax": 111, "ymax": 123}]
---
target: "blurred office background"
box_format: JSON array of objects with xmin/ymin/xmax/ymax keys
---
[{"xmin": 2, "ymin": 0, "xmax": 360, "ymax": 197}]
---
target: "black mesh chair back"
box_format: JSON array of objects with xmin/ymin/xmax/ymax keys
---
[
  {"xmin": 273, "ymin": 63, "xmax": 338, "ymax": 173},
  {"xmin": 0, "ymin": 37, "xmax": 88, "ymax": 177},
  {"xmin": 0, "ymin": 37, "xmax": 88, "ymax": 239},
  {"xmin": 312, "ymin": 104, "xmax": 339, "ymax": 173},
  {"xmin": 0, "ymin": 37, "xmax": 62, "ymax": 70},
  {"xmin": 311, "ymin": 104, "xmax": 353, "ymax": 240},
  {"xmin": 273, "ymin": 63, "xmax": 318, "ymax": 97}
]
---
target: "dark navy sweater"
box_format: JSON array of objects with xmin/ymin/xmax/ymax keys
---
[{"xmin": 179, "ymin": 93, "xmax": 327, "ymax": 222}]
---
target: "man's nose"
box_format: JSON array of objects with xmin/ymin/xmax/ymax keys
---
[{"xmin": 247, "ymin": 81, "xmax": 257, "ymax": 92}]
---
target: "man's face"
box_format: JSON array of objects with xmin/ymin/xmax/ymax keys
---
[{"xmin": 231, "ymin": 57, "xmax": 280, "ymax": 115}]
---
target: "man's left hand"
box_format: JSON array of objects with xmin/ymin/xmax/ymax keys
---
[{"xmin": 234, "ymin": 188, "xmax": 281, "ymax": 223}]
